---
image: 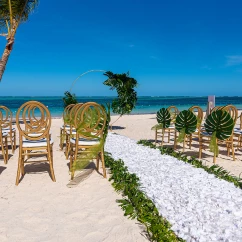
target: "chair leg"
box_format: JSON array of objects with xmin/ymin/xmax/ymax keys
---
[
  {"xmin": 9, "ymin": 132, "xmax": 14, "ymax": 154},
  {"xmin": 65, "ymin": 134, "xmax": 70, "ymax": 160},
  {"xmin": 59, "ymin": 128, "xmax": 63, "ymax": 150},
  {"xmin": 198, "ymin": 138, "xmax": 202, "ymax": 159},
  {"xmin": 48, "ymin": 145, "xmax": 56, "ymax": 182},
  {"xmin": 174, "ymin": 130, "xmax": 177, "ymax": 149},
  {"xmin": 155, "ymin": 130, "xmax": 157, "ymax": 145},
  {"xmin": 101, "ymin": 150, "xmax": 106, "ymax": 178},
  {"xmin": 71, "ymin": 144, "xmax": 78, "ymax": 180},
  {"xmin": 14, "ymin": 131, "xmax": 16, "ymax": 152},
  {"xmin": 231, "ymin": 142, "xmax": 235, "ymax": 161},
  {"xmin": 168, "ymin": 130, "xmax": 170, "ymax": 143},
  {"xmin": 96, "ymin": 153, "xmax": 100, "ymax": 171},
  {"xmin": 189, "ymin": 134, "xmax": 192, "ymax": 149},
  {"xmin": 161, "ymin": 129, "xmax": 165, "ymax": 146},
  {"xmin": 16, "ymin": 147, "xmax": 23, "ymax": 186}
]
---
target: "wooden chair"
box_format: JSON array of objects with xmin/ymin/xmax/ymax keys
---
[
  {"xmin": 188, "ymin": 106, "xmax": 204, "ymax": 149},
  {"xmin": 69, "ymin": 102, "xmax": 107, "ymax": 180},
  {"xmin": 0, "ymin": 106, "xmax": 16, "ymax": 153},
  {"xmin": 15, "ymin": 101, "xmax": 56, "ymax": 185},
  {"xmin": 0, "ymin": 131, "xmax": 8, "ymax": 164},
  {"xmin": 155, "ymin": 106, "xmax": 179, "ymax": 145},
  {"xmin": 199, "ymin": 105, "xmax": 238, "ymax": 163},
  {"xmin": 59, "ymin": 104, "xmax": 76, "ymax": 150},
  {"xmin": 65, "ymin": 103, "xmax": 83, "ymax": 159}
]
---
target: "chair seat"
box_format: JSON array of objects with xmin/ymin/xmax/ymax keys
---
[
  {"xmin": 66, "ymin": 130, "xmax": 76, "ymax": 135},
  {"xmin": 22, "ymin": 138, "xmax": 54, "ymax": 148},
  {"xmin": 60, "ymin": 124, "xmax": 71, "ymax": 130},
  {"xmin": 2, "ymin": 127, "xmax": 16, "ymax": 133},
  {"xmin": 2, "ymin": 132, "xmax": 8, "ymax": 137},
  {"xmin": 201, "ymin": 132, "xmax": 212, "ymax": 137},
  {"xmin": 27, "ymin": 132, "xmax": 52, "ymax": 138},
  {"xmin": 70, "ymin": 138, "xmax": 100, "ymax": 146}
]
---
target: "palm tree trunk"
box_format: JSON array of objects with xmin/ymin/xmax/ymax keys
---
[{"xmin": 0, "ymin": 37, "xmax": 14, "ymax": 81}]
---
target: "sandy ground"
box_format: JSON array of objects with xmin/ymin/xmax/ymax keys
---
[
  {"xmin": 0, "ymin": 118, "xmax": 148, "ymax": 242},
  {"xmin": 110, "ymin": 113, "xmax": 242, "ymax": 177},
  {"xmin": 1, "ymin": 113, "xmax": 242, "ymax": 242}
]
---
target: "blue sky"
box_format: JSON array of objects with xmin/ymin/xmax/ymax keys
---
[{"xmin": 0, "ymin": 0, "xmax": 242, "ymax": 96}]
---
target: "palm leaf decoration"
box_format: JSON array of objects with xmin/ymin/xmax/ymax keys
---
[
  {"xmin": 175, "ymin": 110, "xmax": 197, "ymax": 143},
  {"xmin": 155, "ymin": 108, "xmax": 171, "ymax": 129},
  {"xmin": 204, "ymin": 110, "xmax": 234, "ymax": 155}
]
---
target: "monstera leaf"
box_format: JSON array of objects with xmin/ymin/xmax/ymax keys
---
[
  {"xmin": 204, "ymin": 110, "xmax": 234, "ymax": 156},
  {"xmin": 175, "ymin": 110, "xmax": 197, "ymax": 142},
  {"xmin": 156, "ymin": 108, "xmax": 171, "ymax": 128}
]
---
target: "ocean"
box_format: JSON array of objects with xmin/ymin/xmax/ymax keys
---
[{"xmin": 0, "ymin": 96, "xmax": 242, "ymax": 117}]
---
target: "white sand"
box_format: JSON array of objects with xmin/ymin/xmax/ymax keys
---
[
  {"xmin": 1, "ymin": 113, "xmax": 242, "ymax": 241},
  {"xmin": 0, "ymin": 118, "xmax": 148, "ymax": 242}
]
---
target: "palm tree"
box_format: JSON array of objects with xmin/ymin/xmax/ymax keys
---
[{"xmin": 0, "ymin": 0, "xmax": 38, "ymax": 81}]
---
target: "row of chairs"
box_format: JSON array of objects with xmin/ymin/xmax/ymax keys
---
[
  {"xmin": 154, "ymin": 105, "xmax": 241, "ymax": 163},
  {"xmin": 0, "ymin": 101, "xmax": 107, "ymax": 185}
]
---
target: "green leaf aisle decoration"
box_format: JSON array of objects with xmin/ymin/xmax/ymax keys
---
[
  {"xmin": 72, "ymin": 105, "xmax": 109, "ymax": 173},
  {"xmin": 151, "ymin": 108, "xmax": 171, "ymax": 146},
  {"xmin": 204, "ymin": 110, "xmax": 234, "ymax": 156},
  {"xmin": 156, "ymin": 108, "xmax": 171, "ymax": 128},
  {"xmin": 175, "ymin": 110, "xmax": 197, "ymax": 143}
]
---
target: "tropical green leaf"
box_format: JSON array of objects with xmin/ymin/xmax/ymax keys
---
[
  {"xmin": 156, "ymin": 108, "xmax": 171, "ymax": 129},
  {"xmin": 209, "ymin": 132, "xmax": 219, "ymax": 156},
  {"xmin": 204, "ymin": 110, "xmax": 234, "ymax": 140},
  {"xmin": 151, "ymin": 123, "xmax": 164, "ymax": 131},
  {"xmin": 175, "ymin": 110, "xmax": 197, "ymax": 134},
  {"xmin": 62, "ymin": 91, "xmax": 77, "ymax": 108},
  {"xmin": 103, "ymin": 71, "xmax": 137, "ymax": 115},
  {"xmin": 177, "ymin": 128, "xmax": 186, "ymax": 143}
]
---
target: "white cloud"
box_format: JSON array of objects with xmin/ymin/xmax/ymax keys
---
[{"xmin": 226, "ymin": 55, "xmax": 242, "ymax": 66}]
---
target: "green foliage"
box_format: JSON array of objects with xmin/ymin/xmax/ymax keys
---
[
  {"xmin": 138, "ymin": 140, "xmax": 242, "ymax": 189},
  {"xmin": 102, "ymin": 103, "xmax": 111, "ymax": 142},
  {"xmin": 0, "ymin": 0, "xmax": 38, "ymax": 31},
  {"xmin": 62, "ymin": 91, "xmax": 78, "ymax": 108},
  {"xmin": 72, "ymin": 104, "xmax": 110, "ymax": 172},
  {"xmin": 157, "ymin": 108, "xmax": 171, "ymax": 128},
  {"xmin": 204, "ymin": 110, "xmax": 234, "ymax": 156},
  {"xmin": 103, "ymin": 71, "xmax": 138, "ymax": 115},
  {"xmin": 175, "ymin": 110, "xmax": 197, "ymax": 143},
  {"xmin": 205, "ymin": 110, "xmax": 234, "ymax": 140},
  {"xmin": 104, "ymin": 153, "xmax": 183, "ymax": 242}
]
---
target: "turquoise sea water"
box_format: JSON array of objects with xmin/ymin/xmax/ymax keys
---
[{"xmin": 1, "ymin": 96, "xmax": 242, "ymax": 117}]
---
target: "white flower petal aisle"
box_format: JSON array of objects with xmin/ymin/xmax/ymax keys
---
[{"xmin": 105, "ymin": 133, "xmax": 242, "ymax": 242}]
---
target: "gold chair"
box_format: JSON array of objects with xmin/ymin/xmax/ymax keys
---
[
  {"xmin": 199, "ymin": 105, "xmax": 238, "ymax": 163},
  {"xmin": 155, "ymin": 106, "xmax": 179, "ymax": 145},
  {"xmin": 0, "ymin": 131, "xmax": 8, "ymax": 164},
  {"xmin": 0, "ymin": 106, "xmax": 16, "ymax": 153},
  {"xmin": 188, "ymin": 106, "xmax": 203, "ymax": 149},
  {"xmin": 69, "ymin": 102, "xmax": 107, "ymax": 180},
  {"xmin": 65, "ymin": 103, "xmax": 83, "ymax": 159},
  {"xmin": 59, "ymin": 104, "xmax": 76, "ymax": 150},
  {"xmin": 15, "ymin": 101, "xmax": 56, "ymax": 185}
]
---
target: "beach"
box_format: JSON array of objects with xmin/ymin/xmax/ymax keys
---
[{"xmin": 0, "ymin": 114, "xmax": 242, "ymax": 241}]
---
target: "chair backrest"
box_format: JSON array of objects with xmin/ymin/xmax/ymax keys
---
[
  {"xmin": 222, "ymin": 105, "xmax": 238, "ymax": 124},
  {"xmin": 167, "ymin": 106, "xmax": 179, "ymax": 122},
  {"xmin": 0, "ymin": 105, "xmax": 13, "ymax": 131},
  {"xmin": 240, "ymin": 114, "xmax": 242, "ymax": 130},
  {"xmin": 16, "ymin": 101, "xmax": 51, "ymax": 141},
  {"xmin": 63, "ymin": 104, "xmax": 76, "ymax": 124},
  {"xmin": 189, "ymin": 106, "xmax": 203, "ymax": 127},
  {"xmin": 74, "ymin": 102, "xmax": 107, "ymax": 140}
]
